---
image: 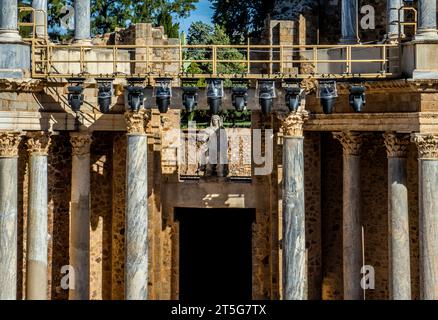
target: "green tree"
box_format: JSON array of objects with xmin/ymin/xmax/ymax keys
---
[
  {"xmin": 45, "ymin": 0, "xmax": 198, "ymax": 40},
  {"xmin": 211, "ymin": 0, "xmax": 274, "ymax": 43},
  {"xmin": 185, "ymin": 21, "xmax": 246, "ymax": 76}
]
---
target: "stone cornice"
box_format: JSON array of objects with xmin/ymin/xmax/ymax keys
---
[
  {"xmin": 411, "ymin": 133, "xmax": 438, "ymax": 159},
  {"xmin": 0, "ymin": 131, "xmax": 23, "ymax": 158},
  {"xmin": 70, "ymin": 132, "xmax": 92, "ymax": 156},
  {"xmin": 278, "ymin": 111, "xmax": 309, "ymax": 137},
  {"xmin": 27, "ymin": 131, "xmax": 52, "ymax": 156},
  {"xmin": 124, "ymin": 110, "xmax": 151, "ymax": 135},
  {"xmin": 383, "ymin": 132, "xmax": 410, "ymax": 158},
  {"xmin": 333, "ymin": 131, "xmax": 364, "ymax": 156}
]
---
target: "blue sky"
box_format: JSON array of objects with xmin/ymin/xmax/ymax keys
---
[{"xmin": 177, "ymin": 0, "xmax": 214, "ymax": 34}]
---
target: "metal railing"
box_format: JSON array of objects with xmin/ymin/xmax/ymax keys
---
[
  {"xmin": 30, "ymin": 43, "xmax": 401, "ymax": 80},
  {"xmin": 398, "ymin": 6, "xmax": 418, "ymax": 40},
  {"xmin": 18, "ymin": 7, "xmax": 48, "ymax": 42},
  {"xmin": 17, "ymin": 6, "xmax": 402, "ymax": 81}
]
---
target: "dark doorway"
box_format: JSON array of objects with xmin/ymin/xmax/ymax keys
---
[{"xmin": 175, "ymin": 208, "xmax": 255, "ymax": 301}]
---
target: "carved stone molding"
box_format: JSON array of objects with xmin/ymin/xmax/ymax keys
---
[
  {"xmin": 383, "ymin": 132, "xmax": 410, "ymax": 158},
  {"xmin": 124, "ymin": 110, "xmax": 151, "ymax": 135},
  {"xmin": 0, "ymin": 131, "xmax": 23, "ymax": 158},
  {"xmin": 279, "ymin": 111, "xmax": 309, "ymax": 137},
  {"xmin": 27, "ymin": 131, "xmax": 51, "ymax": 156},
  {"xmin": 333, "ymin": 131, "xmax": 364, "ymax": 156},
  {"xmin": 70, "ymin": 132, "xmax": 92, "ymax": 156},
  {"xmin": 411, "ymin": 133, "xmax": 438, "ymax": 159}
]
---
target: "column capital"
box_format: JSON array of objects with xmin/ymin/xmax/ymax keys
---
[
  {"xmin": 0, "ymin": 131, "xmax": 23, "ymax": 158},
  {"xmin": 411, "ymin": 133, "xmax": 438, "ymax": 159},
  {"xmin": 27, "ymin": 131, "xmax": 51, "ymax": 156},
  {"xmin": 124, "ymin": 110, "xmax": 151, "ymax": 135},
  {"xmin": 333, "ymin": 131, "xmax": 364, "ymax": 156},
  {"xmin": 70, "ymin": 132, "xmax": 92, "ymax": 156},
  {"xmin": 278, "ymin": 111, "xmax": 309, "ymax": 138},
  {"xmin": 383, "ymin": 132, "xmax": 410, "ymax": 158}
]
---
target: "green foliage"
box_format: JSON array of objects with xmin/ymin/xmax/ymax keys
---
[
  {"xmin": 44, "ymin": 0, "xmax": 198, "ymax": 40},
  {"xmin": 185, "ymin": 21, "xmax": 246, "ymax": 79},
  {"xmin": 211, "ymin": 0, "xmax": 274, "ymax": 43}
]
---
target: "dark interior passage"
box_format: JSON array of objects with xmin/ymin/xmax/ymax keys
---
[{"xmin": 176, "ymin": 208, "xmax": 255, "ymax": 301}]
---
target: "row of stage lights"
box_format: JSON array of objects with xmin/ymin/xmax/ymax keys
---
[{"xmin": 67, "ymin": 77, "xmax": 366, "ymax": 115}]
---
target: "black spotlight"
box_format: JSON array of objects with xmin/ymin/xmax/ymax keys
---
[
  {"xmin": 258, "ymin": 80, "xmax": 276, "ymax": 115},
  {"xmin": 206, "ymin": 78, "xmax": 224, "ymax": 115},
  {"xmin": 67, "ymin": 78, "xmax": 85, "ymax": 112},
  {"xmin": 285, "ymin": 87, "xmax": 303, "ymax": 112},
  {"xmin": 67, "ymin": 86, "xmax": 84, "ymax": 112},
  {"xmin": 127, "ymin": 86, "xmax": 144, "ymax": 112},
  {"xmin": 96, "ymin": 79, "xmax": 113, "ymax": 113},
  {"xmin": 155, "ymin": 78, "xmax": 172, "ymax": 113},
  {"xmin": 349, "ymin": 85, "xmax": 366, "ymax": 113},
  {"xmin": 182, "ymin": 87, "xmax": 199, "ymax": 112},
  {"xmin": 232, "ymin": 87, "xmax": 248, "ymax": 112},
  {"xmin": 319, "ymin": 80, "xmax": 338, "ymax": 114}
]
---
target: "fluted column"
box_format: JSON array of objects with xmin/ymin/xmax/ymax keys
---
[
  {"xmin": 333, "ymin": 131, "xmax": 363, "ymax": 300},
  {"xmin": 280, "ymin": 111, "xmax": 308, "ymax": 300},
  {"xmin": 74, "ymin": 0, "xmax": 91, "ymax": 42},
  {"xmin": 387, "ymin": 0, "xmax": 403, "ymax": 41},
  {"xmin": 416, "ymin": 0, "xmax": 438, "ymax": 40},
  {"xmin": 383, "ymin": 133, "xmax": 411, "ymax": 300},
  {"xmin": 32, "ymin": 0, "xmax": 48, "ymax": 38},
  {"xmin": 411, "ymin": 134, "xmax": 438, "ymax": 300},
  {"xmin": 0, "ymin": 0, "xmax": 22, "ymax": 42},
  {"xmin": 69, "ymin": 132, "xmax": 92, "ymax": 300},
  {"xmin": 340, "ymin": 0, "xmax": 359, "ymax": 44},
  {"xmin": 26, "ymin": 132, "xmax": 51, "ymax": 300},
  {"xmin": 124, "ymin": 110, "xmax": 150, "ymax": 300},
  {"xmin": 0, "ymin": 132, "xmax": 22, "ymax": 300}
]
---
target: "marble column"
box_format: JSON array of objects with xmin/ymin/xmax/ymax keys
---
[
  {"xmin": 26, "ymin": 132, "xmax": 51, "ymax": 300},
  {"xmin": 0, "ymin": 0, "xmax": 22, "ymax": 42},
  {"xmin": 387, "ymin": 0, "xmax": 403, "ymax": 41},
  {"xmin": 74, "ymin": 0, "xmax": 91, "ymax": 42},
  {"xmin": 124, "ymin": 110, "xmax": 150, "ymax": 300},
  {"xmin": 383, "ymin": 133, "xmax": 411, "ymax": 300},
  {"xmin": 280, "ymin": 111, "xmax": 309, "ymax": 300},
  {"xmin": 32, "ymin": 0, "xmax": 47, "ymax": 38},
  {"xmin": 0, "ymin": 132, "xmax": 22, "ymax": 300},
  {"xmin": 411, "ymin": 134, "xmax": 438, "ymax": 300},
  {"xmin": 340, "ymin": 0, "xmax": 359, "ymax": 44},
  {"xmin": 333, "ymin": 131, "xmax": 363, "ymax": 300},
  {"xmin": 69, "ymin": 132, "xmax": 92, "ymax": 300},
  {"xmin": 416, "ymin": 0, "xmax": 438, "ymax": 40}
]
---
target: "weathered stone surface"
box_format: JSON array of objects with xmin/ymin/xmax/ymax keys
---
[
  {"xmin": 125, "ymin": 134, "xmax": 148, "ymax": 300},
  {"xmin": 69, "ymin": 132, "xmax": 92, "ymax": 300},
  {"xmin": 74, "ymin": 0, "xmax": 91, "ymax": 41},
  {"xmin": 384, "ymin": 133, "xmax": 411, "ymax": 300},
  {"xmin": 333, "ymin": 131, "xmax": 363, "ymax": 300}
]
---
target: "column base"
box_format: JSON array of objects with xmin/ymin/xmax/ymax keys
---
[
  {"xmin": 0, "ymin": 30, "xmax": 22, "ymax": 43},
  {"xmin": 415, "ymin": 29, "xmax": 438, "ymax": 41},
  {"xmin": 73, "ymin": 39, "xmax": 93, "ymax": 46}
]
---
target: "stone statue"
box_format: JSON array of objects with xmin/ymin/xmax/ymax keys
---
[{"xmin": 198, "ymin": 115, "xmax": 229, "ymax": 177}]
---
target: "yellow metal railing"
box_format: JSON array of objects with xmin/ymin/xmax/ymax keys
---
[
  {"xmin": 18, "ymin": 7, "xmax": 48, "ymax": 42},
  {"xmin": 30, "ymin": 43, "xmax": 401, "ymax": 80},
  {"xmin": 398, "ymin": 6, "xmax": 418, "ymax": 40}
]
